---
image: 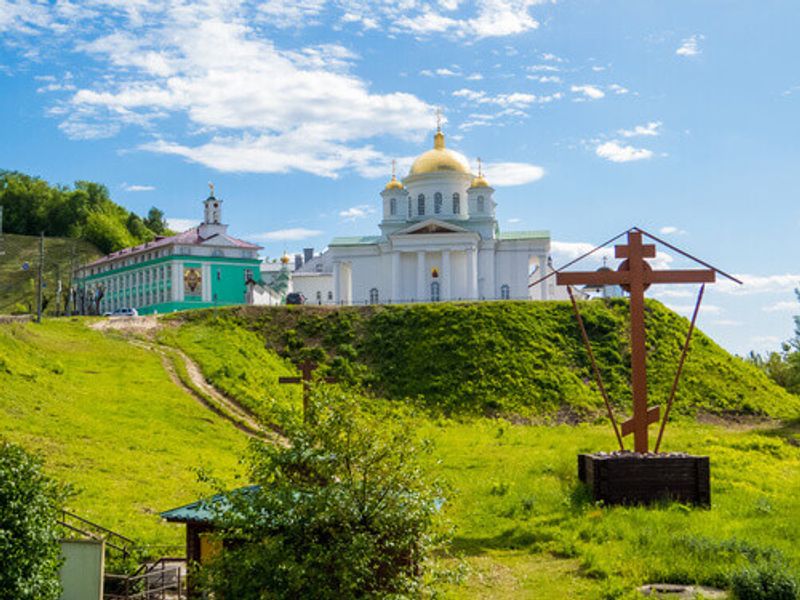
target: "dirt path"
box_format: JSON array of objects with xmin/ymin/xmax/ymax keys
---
[{"xmin": 90, "ymin": 317, "xmax": 286, "ymax": 444}]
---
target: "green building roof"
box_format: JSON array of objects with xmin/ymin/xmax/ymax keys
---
[
  {"xmin": 329, "ymin": 236, "xmax": 384, "ymax": 246},
  {"xmin": 497, "ymin": 230, "xmax": 550, "ymax": 241},
  {"xmin": 160, "ymin": 485, "xmax": 260, "ymax": 524}
]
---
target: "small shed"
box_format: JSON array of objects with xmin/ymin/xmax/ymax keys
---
[{"xmin": 160, "ymin": 485, "xmax": 260, "ymax": 566}]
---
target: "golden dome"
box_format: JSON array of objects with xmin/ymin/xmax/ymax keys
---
[
  {"xmin": 280, "ymin": 253, "xmax": 290, "ymax": 264},
  {"xmin": 408, "ymin": 130, "xmax": 470, "ymax": 176},
  {"xmin": 384, "ymin": 174, "xmax": 404, "ymax": 191},
  {"xmin": 470, "ymin": 174, "xmax": 490, "ymax": 188}
]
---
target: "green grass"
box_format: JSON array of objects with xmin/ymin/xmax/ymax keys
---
[
  {"xmin": 423, "ymin": 419, "xmax": 800, "ymax": 597},
  {"xmin": 0, "ymin": 233, "xmax": 101, "ymax": 314},
  {"xmin": 0, "ymin": 319, "xmax": 247, "ymax": 548},
  {"xmin": 158, "ymin": 319, "xmax": 302, "ymax": 419},
  {"xmin": 171, "ymin": 303, "xmax": 800, "ymax": 420}
]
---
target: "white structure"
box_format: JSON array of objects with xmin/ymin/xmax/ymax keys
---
[{"xmin": 293, "ymin": 127, "xmax": 556, "ymax": 305}]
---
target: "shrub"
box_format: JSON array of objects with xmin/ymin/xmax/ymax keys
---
[
  {"xmin": 731, "ymin": 563, "xmax": 799, "ymax": 600},
  {"xmin": 0, "ymin": 439, "xmax": 67, "ymax": 600},
  {"xmin": 200, "ymin": 387, "xmax": 449, "ymax": 599}
]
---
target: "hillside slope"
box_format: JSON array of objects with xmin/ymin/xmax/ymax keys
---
[
  {"xmin": 172, "ymin": 301, "xmax": 800, "ymax": 420},
  {"xmin": 0, "ymin": 233, "xmax": 101, "ymax": 314},
  {"xmin": 0, "ymin": 320, "xmax": 247, "ymax": 546}
]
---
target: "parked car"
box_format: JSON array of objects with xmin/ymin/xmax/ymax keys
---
[
  {"xmin": 285, "ymin": 292, "xmax": 305, "ymax": 305},
  {"xmin": 109, "ymin": 307, "xmax": 139, "ymax": 317}
]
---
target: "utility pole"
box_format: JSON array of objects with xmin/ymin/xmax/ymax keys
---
[{"xmin": 36, "ymin": 232, "xmax": 44, "ymax": 323}]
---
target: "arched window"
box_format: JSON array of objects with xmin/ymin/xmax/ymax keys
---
[
  {"xmin": 390, "ymin": 197, "xmax": 397, "ymax": 216},
  {"xmin": 369, "ymin": 288, "xmax": 379, "ymax": 304},
  {"xmin": 430, "ymin": 281, "xmax": 440, "ymax": 302},
  {"xmin": 500, "ymin": 284, "xmax": 510, "ymax": 300},
  {"xmin": 316, "ymin": 291, "xmax": 322, "ymax": 304},
  {"xmin": 452, "ymin": 193, "xmax": 460, "ymax": 215},
  {"xmin": 327, "ymin": 291, "xmax": 333, "ymax": 301},
  {"xmin": 477, "ymin": 195, "xmax": 485, "ymax": 213},
  {"xmin": 434, "ymin": 192, "xmax": 443, "ymax": 214},
  {"xmin": 418, "ymin": 194, "xmax": 425, "ymax": 216},
  {"xmin": 408, "ymin": 198, "xmax": 412, "ymax": 218}
]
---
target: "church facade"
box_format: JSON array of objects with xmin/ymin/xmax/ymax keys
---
[
  {"xmin": 294, "ymin": 127, "xmax": 555, "ymax": 304},
  {"xmin": 74, "ymin": 192, "xmax": 261, "ymax": 315}
]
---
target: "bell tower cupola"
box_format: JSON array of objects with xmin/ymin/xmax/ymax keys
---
[{"xmin": 199, "ymin": 182, "xmax": 229, "ymax": 238}]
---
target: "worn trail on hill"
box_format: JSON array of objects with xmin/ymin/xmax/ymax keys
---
[{"xmin": 91, "ymin": 317, "xmax": 286, "ymax": 444}]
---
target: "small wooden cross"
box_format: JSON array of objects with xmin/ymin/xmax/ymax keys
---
[
  {"xmin": 278, "ymin": 359, "xmax": 337, "ymax": 421},
  {"xmin": 557, "ymin": 230, "xmax": 716, "ymax": 453}
]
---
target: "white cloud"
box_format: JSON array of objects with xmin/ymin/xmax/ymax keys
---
[
  {"xmin": 658, "ymin": 225, "xmax": 686, "ymax": 235},
  {"xmin": 571, "ymin": 84, "xmax": 605, "ymax": 100},
  {"xmin": 483, "ymin": 162, "xmax": 545, "ymax": 186},
  {"xmin": 712, "ymin": 319, "xmax": 742, "ymax": 327},
  {"xmin": 716, "ymin": 274, "xmax": 800, "ymax": 296},
  {"xmin": 339, "ymin": 204, "xmax": 376, "ymax": 221},
  {"xmin": 664, "ymin": 303, "xmax": 722, "ymax": 317},
  {"xmin": 620, "ymin": 121, "xmax": 662, "ymax": 138},
  {"xmin": 258, "ymin": 0, "xmax": 327, "ymax": 28},
  {"xmin": 122, "ymin": 184, "xmax": 155, "ymax": 192},
  {"xmin": 541, "ymin": 52, "xmax": 563, "ymax": 62},
  {"xmin": 166, "ymin": 218, "xmax": 198, "ymax": 232},
  {"xmin": 507, "ymin": 218, "xmax": 521, "ymax": 224},
  {"xmin": 252, "ymin": 228, "xmax": 324, "ymax": 241},
  {"xmin": 551, "ymin": 241, "xmax": 673, "ymax": 270},
  {"xmin": 527, "ymin": 64, "xmax": 560, "ymax": 73},
  {"xmin": 676, "ymin": 35, "xmax": 703, "ymax": 57},
  {"xmin": 453, "ymin": 88, "xmax": 562, "ymax": 109},
  {"xmin": 763, "ymin": 301, "xmax": 797, "ymax": 313},
  {"xmin": 465, "ymin": 73, "xmax": 484, "ymax": 81},
  {"xmin": 595, "ymin": 140, "xmax": 654, "ymax": 163},
  {"xmin": 608, "ymin": 83, "xmax": 629, "ymax": 95}
]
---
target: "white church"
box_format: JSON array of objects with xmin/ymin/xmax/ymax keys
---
[{"xmin": 286, "ymin": 125, "xmax": 558, "ymax": 305}]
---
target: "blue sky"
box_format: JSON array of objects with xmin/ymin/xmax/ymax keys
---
[{"xmin": 1, "ymin": 0, "xmax": 799, "ymax": 355}]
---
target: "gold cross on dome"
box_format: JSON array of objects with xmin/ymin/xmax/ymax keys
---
[
  {"xmin": 208, "ymin": 181, "xmax": 215, "ymax": 197},
  {"xmin": 436, "ymin": 107, "xmax": 442, "ymax": 131}
]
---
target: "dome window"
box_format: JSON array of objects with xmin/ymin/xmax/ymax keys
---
[
  {"xmin": 390, "ymin": 197, "xmax": 397, "ymax": 216},
  {"xmin": 452, "ymin": 193, "xmax": 460, "ymax": 214},
  {"xmin": 434, "ymin": 192, "xmax": 443, "ymax": 214},
  {"xmin": 418, "ymin": 194, "xmax": 425, "ymax": 216},
  {"xmin": 477, "ymin": 195, "xmax": 485, "ymax": 213}
]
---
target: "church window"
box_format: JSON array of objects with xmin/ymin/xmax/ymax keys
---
[
  {"xmin": 316, "ymin": 291, "xmax": 322, "ymax": 304},
  {"xmin": 501, "ymin": 284, "xmax": 510, "ymax": 300},
  {"xmin": 418, "ymin": 194, "xmax": 425, "ymax": 216},
  {"xmin": 452, "ymin": 193, "xmax": 460, "ymax": 214},
  {"xmin": 477, "ymin": 195, "xmax": 485, "ymax": 213},
  {"xmin": 327, "ymin": 291, "xmax": 333, "ymax": 301},
  {"xmin": 369, "ymin": 288, "xmax": 379, "ymax": 304},
  {"xmin": 244, "ymin": 269, "xmax": 253, "ymax": 282},
  {"xmin": 430, "ymin": 281, "xmax": 440, "ymax": 302},
  {"xmin": 390, "ymin": 198, "xmax": 397, "ymax": 216},
  {"xmin": 408, "ymin": 198, "xmax": 412, "ymax": 218},
  {"xmin": 434, "ymin": 192, "xmax": 443, "ymax": 214}
]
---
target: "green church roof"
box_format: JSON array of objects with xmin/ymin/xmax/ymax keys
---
[
  {"xmin": 329, "ymin": 236, "xmax": 383, "ymax": 246},
  {"xmin": 497, "ymin": 230, "xmax": 550, "ymax": 241}
]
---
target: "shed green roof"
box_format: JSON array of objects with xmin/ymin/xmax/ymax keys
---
[
  {"xmin": 497, "ymin": 230, "xmax": 550, "ymax": 241},
  {"xmin": 160, "ymin": 485, "xmax": 260, "ymax": 524}
]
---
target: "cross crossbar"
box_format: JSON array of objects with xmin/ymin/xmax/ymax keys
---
[{"xmin": 278, "ymin": 359, "xmax": 337, "ymax": 421}]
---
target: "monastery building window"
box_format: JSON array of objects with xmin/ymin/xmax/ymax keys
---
[
  {"xmin": 434, "ymin": 192, "xmax": 442, "ymax": 214},
  {"xmin": 418, "ymin": 194, "xmax": 425, "ymax": 216}
]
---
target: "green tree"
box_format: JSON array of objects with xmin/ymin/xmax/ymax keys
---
[
  {"xmin": 0, "ymin": 439, "xmax": 67, "ymax": 600},
  {"xmin": 201, "ymin": 388, "xmax": 448, "ymax": 599},
  {"xmin": 144, "ymin": 207, "xmax": 169, "ymax": 235},
  {"xmin": 83, "ymin": 212, "xmax": 136, "ymax": 254}
]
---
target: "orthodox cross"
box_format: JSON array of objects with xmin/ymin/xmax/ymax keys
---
[
  {"xmin": 436, "ymin": 107, "xmax": 442, "ymax": 131},
  {"xmin": 208, "ymin": 181, "xmax": 215, "ymax": 197},
  {"xmin": 278, "ymin": 359, "xmax": 337, "ymax": 421},
  {"xmin": 556, "ymin": 230, "xmax": 716, "ymax": 453}
]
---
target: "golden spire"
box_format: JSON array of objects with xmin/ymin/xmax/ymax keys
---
[
  {"xmin": 384, "ymin": 159, "xmax": 404, "ymax": 190},
  {"xmin": 208, "ymin": 181, "xmax": 215, "ymax": 197},
  {"xmin": 433, "ymin": 107, "xmax": 445, "ymax": 150},
  {"xmin": 470, "ymin": 156, "xmax": 490, "ymax": 188}
]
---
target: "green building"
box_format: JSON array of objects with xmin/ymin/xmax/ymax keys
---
[{"xmin": 74, "ymin": 192, "xmax": 261, "ymax": 315}]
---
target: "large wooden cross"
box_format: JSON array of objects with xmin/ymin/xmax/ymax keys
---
[
  {"xmin": 278, "ymin": 359, "xmax": 337, "ymax": 421},
  {"xmin": 556, "ymin": 231, "xmax": 715, "ymax": 453}
]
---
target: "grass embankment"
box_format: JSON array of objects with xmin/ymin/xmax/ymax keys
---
[
  {"xmin": 172, "ymin": 302, "xmax": 800, "ymax": 420},
  {"xmin": 0, "ymin": 320, "xmax": 247, "ymax": 547},
  {"xmin": 0, "ymin": 233, "xmax": 100, "ymax": 314},
  {"xmin": 167, "ymin": 312, "xmax": 800, "ymax": 597}
]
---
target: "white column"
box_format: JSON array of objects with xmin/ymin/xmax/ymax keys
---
[
  {"xmin": 441, "ymin": 250, "xmax": 451, "ymax": 301},
  {"xmin": 344, "ymin": 263, "xmax": 353, "ymax": 305},
  {"xmin": 538, "ymin": 255, "xmax": 548, "ymax": 300},
  {"xmin": 416, "ymin": 251, "xmax": 426, "ymax": 302},
  {"xmin": 466, "ymin": 247, "xmax": 478, "ymax": 299},
  {"xmin": 487, "ymin": 247, "xmax": 496, "ymax": 300},
  {"xmin": 173, "ymin": 261, "xmax": 184, "ymax": 301},
  {"xmin": 391, "ymin": 251, "xmax": 401, "ymax": 303},
  {"xmin": 332, "ymin": 262, "xmax": 341, "ymax": 304}
]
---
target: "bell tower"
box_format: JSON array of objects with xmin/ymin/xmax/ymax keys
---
[{"xmin": 199, "ymin": 183, "xmax": 228, "ymax": 238}]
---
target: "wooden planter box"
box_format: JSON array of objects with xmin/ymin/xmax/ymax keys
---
[{"xmin": 577, "ymin": 453, "xmax": 710, "ymax": 506}]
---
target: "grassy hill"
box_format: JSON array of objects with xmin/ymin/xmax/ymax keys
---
[
  {"xmin": 169, "ymin": 301, "xmax": 800, "ymax": 421},
  {"xmin": 0, "ymin": 319, "xmax": 247, "ymax": 547},
  {"xmin": 0, "ymin": 233, "xmax": 101, "ymax": 315},
  {"xmin": 1, "ymin": 314, "xmax": 798, "ymax": 597}
]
